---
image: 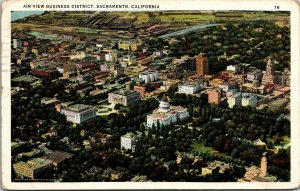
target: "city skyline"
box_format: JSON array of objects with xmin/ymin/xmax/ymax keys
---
[{"xmin": 7, "ymin": 9, "xmax": 293, "ymax": 185}]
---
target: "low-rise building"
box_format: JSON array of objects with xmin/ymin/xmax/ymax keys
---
[
  {"xmin": 124, "ymin": 65, "xmax": 147, "ymax": 76},
  {"xmin": 13, "ymin": 158, "xmax": 54, "ymax": 180},
  {"xmin": 227, "ymin": 92, "xmax": 242, "ymax": 108},
  {"xmin": 39, "ymin": 151, "xmax": 73, "ymax": 169},
  {"xmin": 247, "ymin": 69, "xmax": 263, "ymax": 82},
  {"xmin": 118, "ymin": 39, "xmax": 142, "ymax": 51},
  {"xmin": 210, "ymin": 78, "xmax": 224, "ymax": 87},
  {"xmin": 208, "ymin": 89, "xmax": 222, "ymax": 105},
  {"xmin": 178, "ymin": 83, "xmax": 200, "ymax": 95},
  {"xmin": 121, "ymin": 55, "xmax": 137, "ymax": 66},
  {"xmin": 61, "ymin": 104, "xmax": 97, "ymax": 124},
  {"xmin": 120, "ymin": 132, "xmax": 138, "ymax": 150},
  {"xmin": 70, "ymin": 52, "xmax": 86, "ymax": 60},
  {"xmin": 228, "ymin": 92, "xmax": 258, "ymax": 108},
  {"xmin": 108, "ymin": 89, "xmax": 141, "ymax": 106},
  {"xmin": 201, "ymin": 161, "xmax": 231, "ymax": 176},
  {"xmin": 241, "ymin": 93, "xmax": 258, "ymax": 107},
  {"xmin": 160, "ymin": 79, "xmax": 181, "ymax": 91},
  {"xmin": 278, "ymin": 68, "xmax": 290, "ymax": 86},
  {"xmin": 32, "ymin": 68, "xmax": 59, "ymax": 79},
  {"xmin": 13, "ymin": 39, "xmax": 22, "ymax": 49},
  {"xmin": 139, "ymin": 70, "xmax": 158, "ymax": 83},
  {"xmin": 12, "ymin": 75, "xmax": 38, "ymax": 86},
  {"xmin": 226, "ymin": 64, "xmax": 240, "ymax": 73},
  {"xmin": 134, "ymin": 85, "xmax": 146, "ymax": 98},
  {"xmin": 219, "ymin": 82, "xmax": 238, "ymax": 92},
  {"xmin": 269, "ymin": 98, "xmax": 289, "ymax": 111}
]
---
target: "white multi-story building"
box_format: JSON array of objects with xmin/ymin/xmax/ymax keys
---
[
  {"xmin": 105, "ymin": 51, "xmax": 118, "ymax": 63},
  {"xmin": 242, "ymin": 93, "xmax": 258, "ymax": 107},
  {"xmin": 120, "ymin": 132, "xmax": 138, "ymax": 150},
  {"xmin": 227, "ymin": 92, "xmax": 258, "ymax": 108},
  {"xmin": 178, "ymin": 83, "xmax": 200, "ymax": 95},
  {"xmin": 139, "ymin": 70, "xmax": 159, "ymax": 83},
  {"xmin": 146, "ymin": 97, "xmax": 189, "ymax": 128},
  {"xmin": 108, "ymin": 89, "xmax": 141, "ymax": 106},
  {"xmin": 226, "ymin": 64, "xmax": 240, "ymax": 73},
  {"xmin": 227, "ymin": 93, "xmax": 242, "ymax": 108},
  {"xmin": 219, "ymin": 82, "xmax": 238, "ymax": 92},
  {"xmin": 61, "ymin": 104, "xmax": 97, "ymax": 124},
  {"xmin": 247, "ymin": 69, "xmax": 263, "ymax": 82},
  {"xmin": 13, "ymin": 39, "xmax": 22, "ymax": 49}
]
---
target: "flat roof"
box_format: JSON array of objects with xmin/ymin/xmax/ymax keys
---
[
  {"xmin": 140, "ymin": 70, "xmax": 158, "ymax": 75},
  {"xmin": 122, "ymin": 132, "xmax": 136, "ymax": 139},
  {"xmin": 179, "ymin": 83, "xmax": 199, "ymax": 87},
  {"xmin": 40, "ymin": 151, "xmax": 73, "ymax": 164},
  {"xmin": 112, "ymin": 89, "xmax": 139, "ymax": 96},
  {"xmin": 270, "ymin": 98, "xmax": 288, "ymax": 107},
  {"xmin": 12, "ymin": 75, "xmax": 38, "ymax": 83},
  {"xmin": 67, "ymin": 104, "xmax": 94, "ymax": 112},
  {"xmin": 14, "ymin": 158, "xmax": 53, "ymax": 170}
]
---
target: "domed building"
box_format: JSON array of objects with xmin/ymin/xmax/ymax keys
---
[
  {"xmin": 158, "ymin": 96, "xmax": 171, "ymax": 113},
  {"xmin": 146, "ymin": 96, "xmax": 189, "ymax": 128}
]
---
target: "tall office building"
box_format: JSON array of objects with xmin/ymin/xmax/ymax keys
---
[
  {"xmin": 261, "ymin": 57, "xmax": 278, "ymax": 84},
  {"xmin": 266, "ymin": 58, "xmax": 275, "ymax": 76},
  {"xmin": 196, "ymin": 53, "xmax": 209, "ymax": 77}
]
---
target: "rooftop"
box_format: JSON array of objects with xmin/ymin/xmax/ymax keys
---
[
  {"xmin": 122, "ymin": 132, "xmax": 137, "ymax": 139},
  {"xmin": 140, "ymin": 70, "xmax": 158, "ymax": 75},
  {"xmin": 229, "ymin": 93, "xmax": 242, "ymax": 98},
  {"xmin": 112, "ymin": 89, "xmax": 139, "ymax": 96},
  {"xmin": 14, "ymin": 158, "xmax": 53, "ymax": 170},
  {"xmin": 40, "ymin": 150, "xmax": 73, "ymax": 164},
  {"xmin": 270, "ymin": 98, "xmax": 288, "ymax": 107},
  {"xmin": 67, "ymin": 104, "xmax": 94, "ymax": 112},
  {"xmin": 179, "ymin": 83, "xmax": 199, "ymax": 87},
  {"xmin": 242, "ymin": 93, "xmax": 257, "ymax": 99},
  {"xmin": 12, "ymin": 75, "xmax": 38, "ymax": 83}
]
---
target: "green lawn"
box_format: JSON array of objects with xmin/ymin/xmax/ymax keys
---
[
  {"xmin": 191, "ymin": 142, "xmax": 214, "ymax": 153},
  {"xmin": 191, "ymin": 142, "xmax": 233, "ymax": 160}
]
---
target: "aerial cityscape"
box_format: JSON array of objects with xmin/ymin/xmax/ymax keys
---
[{"xmin": 11, "ymin": 11, "xmax": 290, "ymax": 182}]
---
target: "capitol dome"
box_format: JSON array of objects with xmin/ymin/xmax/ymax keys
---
[{"xmin": 158, "ymin": 96, "xmax": 170, "ymax": 113}]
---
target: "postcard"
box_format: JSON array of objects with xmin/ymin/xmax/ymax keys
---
[{"xmin": 1, "ymin": 0, "xmax": 300, "ymax": 189}]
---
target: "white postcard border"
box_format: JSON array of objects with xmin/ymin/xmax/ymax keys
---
[{"xmin": 1, "ymin": 0, "xmax": 299, "ymax": 189}]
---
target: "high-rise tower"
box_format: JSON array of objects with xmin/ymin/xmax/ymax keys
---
[
  {"xmin": 260, "ymin": 153, "xmax": 267, "ymax": 177},
  {"xmin": 262, "ymin": 57, "xmax": 278, "ymax": 84},
  {"xmin": 266, "ymin": 57, "xmax": 275, "ymax": 76},
  {"xmin": 196, "ymin": 53, "xmax": 209, "ymax": 77}
]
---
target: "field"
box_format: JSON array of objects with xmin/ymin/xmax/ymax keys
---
[{"xmin": 12, "ymin": 11, "xmax": 289, "ymax": 30}]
